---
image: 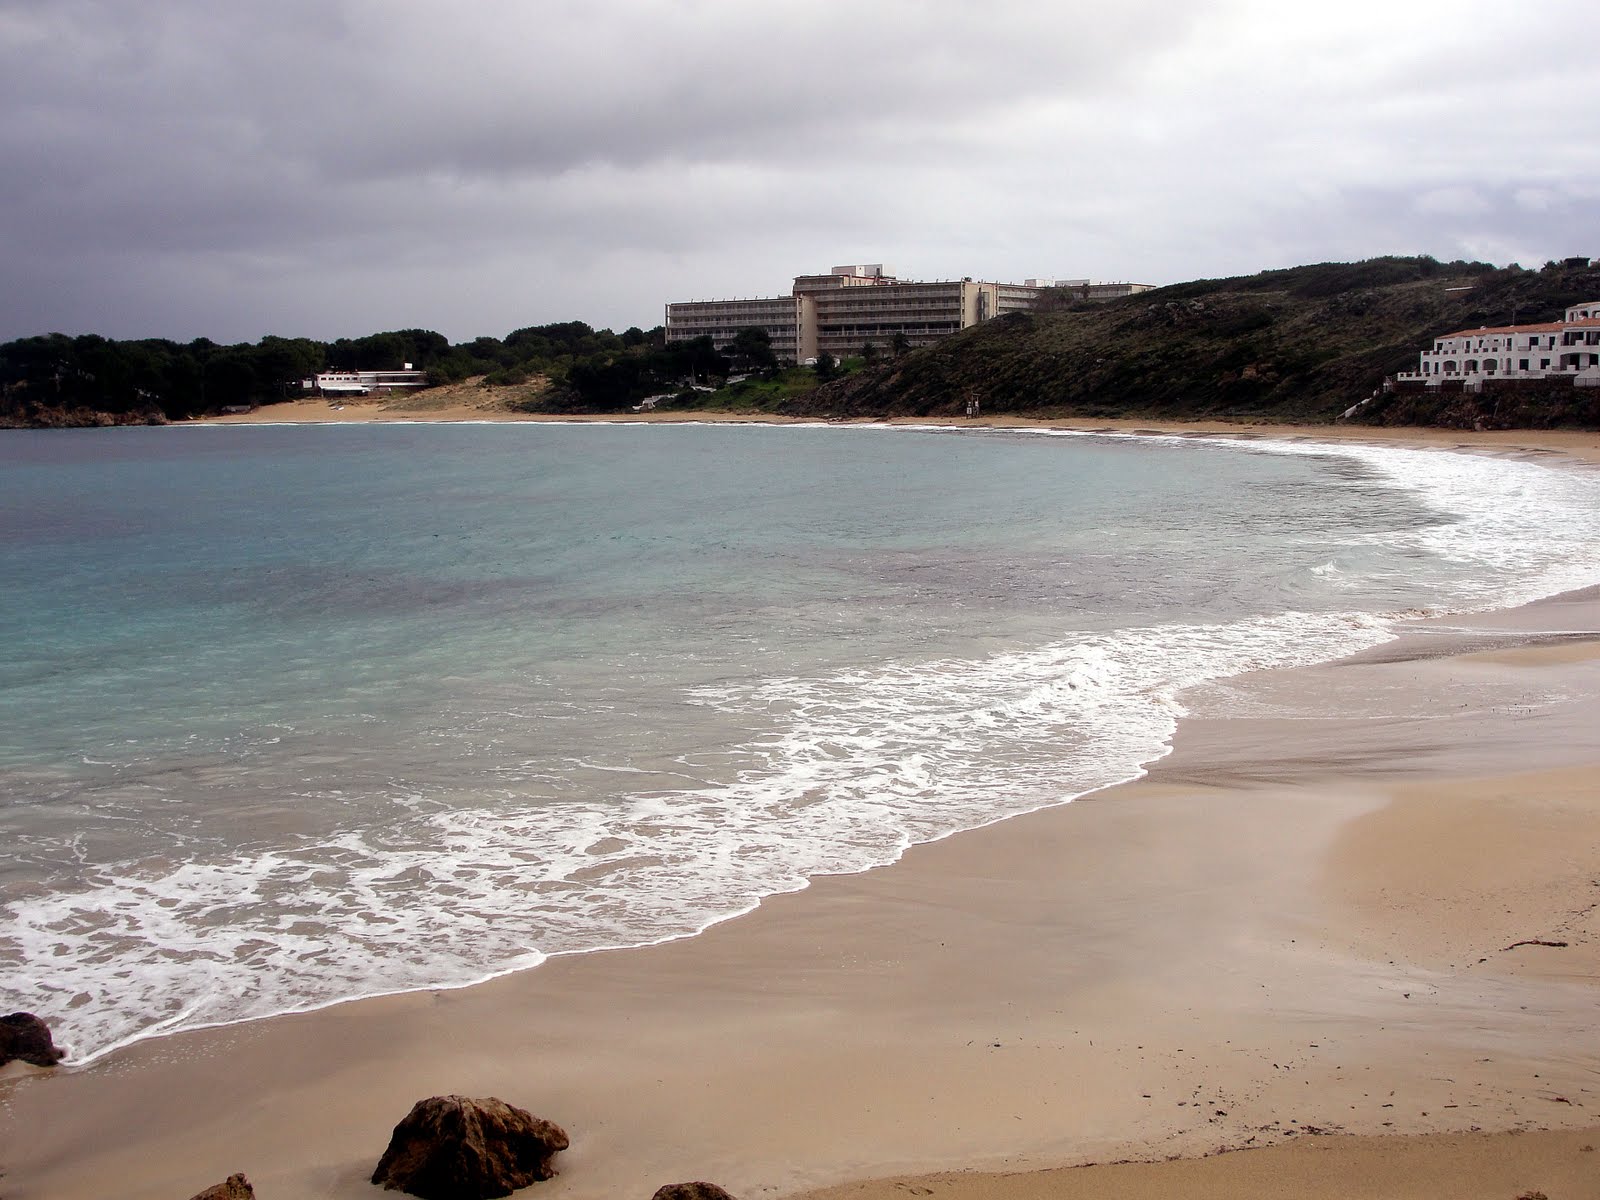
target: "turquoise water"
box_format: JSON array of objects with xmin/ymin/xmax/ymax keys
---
[{"xmin": 3, "ymin": 422, "xmax": 1599, "ymax": 1061}]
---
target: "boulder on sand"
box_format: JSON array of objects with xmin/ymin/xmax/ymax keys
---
[
  {"xmin": 187, "ymin": 1174, "xmax": 255, "ymax": 1200},
  {"xmin": 652, "ymin": 1184, "xmax": 739, "ymax": 1200},
  {"xmin": 0, "ymin": 1012, "xmax": 64, "ymax": 1068},
  {"xmin": 371, "ymin": 1095, "xmax": 569, "ymax": 1200}
]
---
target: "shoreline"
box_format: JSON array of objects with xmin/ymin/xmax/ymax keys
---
[
  {"xmin": 3, "ymin": 437, "xmax": 1600, "ymax": 1199},
  {"xmin": 193, "ymin": 394, "xmax": 1600, "ymax": 464}
]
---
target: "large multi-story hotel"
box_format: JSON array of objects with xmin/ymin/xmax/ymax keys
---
[
  {"xmin": 665, "ymin": 265, "xmax": 1152, "ymax": 363},
  {"xmin": 1396, "ymin": 301, "xmax": 1600, "ymax": 389}
]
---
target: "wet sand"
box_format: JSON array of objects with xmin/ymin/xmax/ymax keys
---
[
  {"xmin": 802, "ymin": 1128, "xmax": 1600, "ymax": 1200},
  {"xmin": 2, "ymin": 441, "xmax": 1598, "ymax": 1200}
]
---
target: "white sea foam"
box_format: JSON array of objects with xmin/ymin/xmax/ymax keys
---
[
  {"xmin": 1227, "ymin": 438, "xmax": 1600, "ymax": 609},
  {"xmin": 7, "ymin": 607, "xmax": 1399, "ymax": 1064}
]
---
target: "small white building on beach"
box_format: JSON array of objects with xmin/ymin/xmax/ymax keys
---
[
  {"xmin": 1397, "ymin": 302, "xmax": 1600, "ymax": 389},
  {"xmin": 301, "ymin": 366, "xmax": 428, "ymax": 396}
]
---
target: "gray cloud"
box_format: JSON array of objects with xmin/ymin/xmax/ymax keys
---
[{"xmin": 2, "ymin": 0, "xmax": 1597, "ymax": 344}]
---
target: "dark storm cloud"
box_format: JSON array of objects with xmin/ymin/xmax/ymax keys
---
[{"xmin": 1, "ymin": 1, "xmax": 1597, "ymax": 344}]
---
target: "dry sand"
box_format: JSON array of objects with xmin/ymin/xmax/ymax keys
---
[{"xmin": 3, "ymin": 431, "xmax": 1598, "ymax": 1200}]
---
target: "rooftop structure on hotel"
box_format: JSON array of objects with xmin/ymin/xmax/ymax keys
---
[
  {"xmin": 665, "ymin": 265, "xmax": 1152, "ymax": 363},
  {"xmin": 1395, "ymin": 302, "xmax": 1600, "ymax": 390}
]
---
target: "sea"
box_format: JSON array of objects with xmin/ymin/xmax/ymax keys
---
[{"xmin": 4, "ymin": 421, "xmax": 1599, "ymax": 1064}]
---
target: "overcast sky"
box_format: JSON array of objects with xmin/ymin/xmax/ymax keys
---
[{"xmin": 3, "ymin": 0, "xmax": 1597, "ymax": 345}]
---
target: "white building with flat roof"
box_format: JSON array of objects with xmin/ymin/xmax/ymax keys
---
[
  {"xmin": 653, "ymin": 296, "xmax": 804, "ymax": 363},
  {"xmin": 301, "ymin": 367, "xmax": 428, "ymax": 396}
]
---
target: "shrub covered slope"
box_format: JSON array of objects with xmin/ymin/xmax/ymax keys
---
[{"xmin": 785, "ymin": 256, "xmax": 1600, "ymax": 427}]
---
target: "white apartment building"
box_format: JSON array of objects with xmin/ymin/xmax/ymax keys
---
[
  {"xmin": 664, "ymin": 265, "xmax": 1152, "ymax": 362},
  {"xmin": 1397, "ymin": 302, "xmax": 1600, "ymax": 388},
  {"xmin": 806, "ymin": 270, "xmax": 993, "ymax": 359},
  {"xmin": 1049, "ymin": 278, "xmax": 1159, "ymax": 303},
  {"xmin": 652, "ymin": 295, "xmax": 805, "ymax": 363}
]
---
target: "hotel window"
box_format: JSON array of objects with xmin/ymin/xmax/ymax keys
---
[{"xmin": 1519, "ymin": 359, "xmax": 1529, "ymax": 371}]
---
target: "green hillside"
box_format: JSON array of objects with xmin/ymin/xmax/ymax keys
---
[{"xmin": 780, "ymin": 256, "xmax": 1600, "ymax": 427}]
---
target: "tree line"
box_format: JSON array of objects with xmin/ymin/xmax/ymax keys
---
[
  {"xmin": 0, "ymin": 312, "xmax": 876, "ymax": 424},
  {"xmin": 0, "ymin": 320, "xmax": 764, "ymax": 423}
]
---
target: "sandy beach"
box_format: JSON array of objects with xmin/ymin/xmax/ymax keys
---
[
  {"xmin": 199, "ymin": 390, "xmax": 1600, "ymax": 465},
  {"xmin": 3, "ymin": 426, "xmax": 1599, "ymax": 1200}
]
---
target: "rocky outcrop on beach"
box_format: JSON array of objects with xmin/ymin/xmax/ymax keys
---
[
  {"xmin": 0, "ymin": 1013, "xmax": 64, "ymax": 1068},
  {"xmin": 371, "ymin": 1095, "xmax": 568, "ymax": 1199},
  {"xmin": 186, "ymin": 1174, "xmax": 254, "ymax": 1200},
  {"xmin": 651, "ymin": 1183, "xmax": 739, "ymax": 1200},
  {"xmin": 0, "ymin": 402, "xmax": 168, "ymax": 428}
]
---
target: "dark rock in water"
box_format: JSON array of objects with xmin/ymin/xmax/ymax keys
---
[
  {"xmin": 652, "ymin": 1184, "xmax": 739, "ymax": 1200},
  {"xmin": 187, "ymin": 1174, "xmax": 255, "ymax": 1200},
  {"xmin": 371, "ymin": 1095, "xmax": 569, "ymax": 1199},
  {"xmin": 0, "ymin": 1012, "xmax": 64, "ymax": 1068}
]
